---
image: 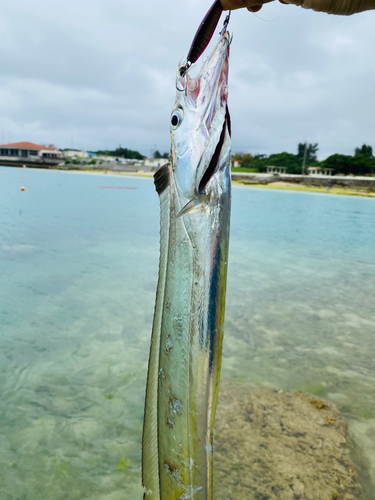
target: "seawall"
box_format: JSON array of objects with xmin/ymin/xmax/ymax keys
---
[{"xmin": 232, "ymin": 172, "xmax": 375, "ymax": 191}]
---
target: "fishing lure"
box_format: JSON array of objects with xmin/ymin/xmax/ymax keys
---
[{"xmin": 179, "ymin": 0, "xmax": 231, "ymax": 77}]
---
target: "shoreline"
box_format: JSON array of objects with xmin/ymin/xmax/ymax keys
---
[
  {"xmin": 233, "ymin": 180, "xmax": 375, "ymax": 198},
  {"xmin": 55, "ymin": 168, "xmax": 155, "ymax": 178},
  {"xmin": 71, "ymin": 168, "xmax": 375, "ymax": 198},
  {"xmin": 3, "ymin": 165, "xmax": 375, "ymax": 198}
]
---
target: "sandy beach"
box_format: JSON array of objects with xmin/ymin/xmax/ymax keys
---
[
  {"xmin": 233, "ymin": 180, "xmax": 375, "ymax": 197},
  {"xmin": 59, "ymin": 167, "xmax": 375, "ymax": 198}
]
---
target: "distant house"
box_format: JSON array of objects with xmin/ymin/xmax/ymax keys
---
[
  {"xmin": 64, "ymin": 150, "xmax": 89, "ymax": 159},
  {"xmin": 266, "ymin": 166, "xmax": 287, "ymax": 175},
  {"xmin": 0, "ymin": 141, "xmax": 64, "ymax": 166},
  {"xmin": 144, "ymin": 158, "xmax": 167, "ymax": 171},
  {"xmin": 232, "ymin": 159, "xmax": 242, "ymax": 168},
  {"xmin": 95, "ymin": 155, "xmax": 116, "ymax": 162},
  {"xmin": 307, "ymin": 166, "xmax": 333, "ymax": 176}
]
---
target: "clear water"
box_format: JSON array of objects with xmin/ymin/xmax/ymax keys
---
[{"xmin": 0, "ymin": 167, "xmax": 374, "ymax": 499}]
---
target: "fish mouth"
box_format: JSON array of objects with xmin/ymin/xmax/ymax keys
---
[
  {"xmin": 198, "ymin": 104, "xmax": 231, "ymax": 193},
  {"xmin": 172, "ymin": 32, "xmax": 231, "ymax": 200},
  {"xmin": 196, "ymin": 34, "xmax": 231, "ymax": 193}
]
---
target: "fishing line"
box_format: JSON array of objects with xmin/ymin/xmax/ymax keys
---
[{"xmin": 249, "ymin": 3, "xmax": 283, "ymax": 23}]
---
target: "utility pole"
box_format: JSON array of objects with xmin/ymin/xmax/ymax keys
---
[{"xmin": 302, "ymin": 142, "xmax": 307, "ymax": 175}]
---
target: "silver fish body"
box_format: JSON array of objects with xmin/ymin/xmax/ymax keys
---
[{"xmin": 143, "ymin": 32, "xmax": 231, "ymax": 500}]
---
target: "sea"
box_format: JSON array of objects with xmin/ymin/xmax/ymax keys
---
[{"xmin": 0, "ymin": 166, "xmax": 374, "ymax": 499}]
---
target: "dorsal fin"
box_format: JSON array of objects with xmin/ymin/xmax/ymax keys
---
[{"xmin": 154, "ymin": 163, "xmax": 170, "ymax": 196}]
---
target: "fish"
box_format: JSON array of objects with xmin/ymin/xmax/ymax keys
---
[{"xmin": 142, "ymin": 30, "xmax": 232, "ymax": 500}]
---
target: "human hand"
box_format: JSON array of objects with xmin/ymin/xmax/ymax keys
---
[
  {"xmin": 220, "ymin": 0, "xmax": 375, "ymax": 15},
  {"xmin": 220, "ymin": 0, "xmax": 273, "ymax": 13}
]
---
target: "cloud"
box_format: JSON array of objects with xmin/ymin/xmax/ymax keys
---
[{"xmin": 0, "ymin": 0, "xmax": 374, "ymax": 158}]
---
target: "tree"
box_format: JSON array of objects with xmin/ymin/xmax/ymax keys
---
[
  {"xmin": 321, "ymin": 152, "xmax": 375, "ymax": 176},
  {"xmin": 94, "ymin": 147, "xmax": 145, "ymax": 160},
  {"xmin": 355, "ymin": 144, "xmax": 373, "ymax": 157},
  {"xmin": 232, "ymin": 153, "xmax": 254, "ymax": 168},
  {"xmin": 250, "ymin": 152, "xmax": 302, "ymax": 174},
  {"xmin": 154, "ymin": 150, "xmax": 162, "ymax": 158},
  {"xmin": 297, "ymin": 143, "xmax": 319, "ymax": 163},
  {"xmin": 297, "ymin": 143, "xmax": 305, "ymax": 157}
]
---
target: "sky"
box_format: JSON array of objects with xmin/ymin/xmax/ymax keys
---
[{"xmin": 0, "ymin": 0, "xmax": 374, "ymax": 160}]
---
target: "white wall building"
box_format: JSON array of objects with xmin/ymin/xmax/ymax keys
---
[
  {"xmin": 0, "ymin": 141, "xmax": 64, "ymax": 160},
  {"xmin": 144, "ymin": 158, "xmax": 167, "ymax": 169},
  {"xmin": 232, "ymin": 159, "xmax": 242, "ymax": 168},
  {"xmin": 64, "ymin": 150, "xmax": 89, "ymax": 159}
]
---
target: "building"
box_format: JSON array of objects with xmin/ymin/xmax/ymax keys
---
[
  {"xmin": 232, "ymin": 159, "xmax": 242, "ymax": 168},
  {"xmin": 143, "ymin": 158, "xmax": 167, "ymax": 171},
  {"xmin": 0, "ymin": 142, "xmax": 64, "ymax": 167},
  {"xmin": 64, "ymin": 150, "xmax": 89, "ymax": 159},
  {"xmin": 266, "ymin": 166, "xmax": 287, "ymax": 175},
  {"xmin": 307, "ymin": 166, "xmax": 333, "ymax": 176}
]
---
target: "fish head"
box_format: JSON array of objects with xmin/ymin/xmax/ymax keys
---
[{"xmin": 170, "ymin": 32, "xmax": 231, "ymax": 200}]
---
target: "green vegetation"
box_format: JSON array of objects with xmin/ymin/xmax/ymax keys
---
[
  {"xmin": 232, "ymin": 143, "xmax": 375, "ymax": 176},
  {"xmin": 154, "ymin": 150, "xmax": 169, "ymax": 159},
  {"xmin": 116, "ymin": 459, "xmax": 130, "ymax": 470},
  {"xmin": 93, "ymin": 147, "xmax": 145, "ymax": 160},
  {"xmin": 297, "ymin": 384, "xmax": 328, "ymax": 397},
  {"xmin": 104, "ymin": 393, "xmax": 114, "ymax": 399},
  {"xmin": 65, "ymin": 159, "xmax": 82, "ymax": 165},
  {"xmin": 231, "ymin": 167, "xmax": 258, "ymax": 173},
  {"xmin": 321, "ymin": 146, "xmax": 375, "ymax": 176},
  {"xmin": 361, "ymin": 408, "xmax": 373, "ymax": 419},
  {"xmin": 298, "ymin": 142, "xmax": 319, "ymax": 162}
]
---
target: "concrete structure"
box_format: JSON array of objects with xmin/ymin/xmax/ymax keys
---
[
  {"xmin": 144, "ymin": 158, "xmax": 167, "ymax": 170},
  {"xmin": 321, "ymin": 168, "xmax": 334, "ymax": 176},
  {"xmin": 266, "ymin": 166, "xmax": 287, "ymax": 174},
  {"xmin": 231, "ymin": 172, "xmax": 375, "ymax": 191},
  {"xmin": 307, "ymin": 166, "xmax": 333, "ymax": 176},
  {"xmin": 64, "ymin": 150, "xmax": 89, "ymax": 159},
  {"xmin": 0, "ymin": 141, "xmax": 64, "ymax": 167},
  {"xmin": 94, "ymin": 155, "xmax": 117, "ymax": 162}
]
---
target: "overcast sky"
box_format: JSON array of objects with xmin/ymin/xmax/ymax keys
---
[{"xmin": 0, "ymin": 0, "xmax": 374, "ymax": 159}]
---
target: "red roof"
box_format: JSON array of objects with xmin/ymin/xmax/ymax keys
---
[{"xmin": 0, "ymin": 141, "xmax": 58, "ymax": 151}]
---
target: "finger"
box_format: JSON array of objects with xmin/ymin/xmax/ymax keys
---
[
  {"xmin": 247, "ymin": 5, "xmax": 263, "ymax": 11},
  {"xmin": 280, "ymin": 0, "xmax": 375, "ymax": 14},
  {"xmin": 279, "ymin": 0, "xmax": 305, "ymax": 7},
  {"xmin": 220, "ymin": 0, "xmax": 274, "ymax": 9}
]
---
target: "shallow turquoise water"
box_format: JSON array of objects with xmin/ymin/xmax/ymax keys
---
[{"xmin": 1, "ymin": 166, "xmax": 374, "ymax": 499}]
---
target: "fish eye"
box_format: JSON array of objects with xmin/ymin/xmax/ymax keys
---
[{"xmin": 171, "ymin": 108, "xmax": 184, "ymax": 130}]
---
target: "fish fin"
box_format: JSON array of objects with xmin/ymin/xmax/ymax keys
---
[
  {"xmin": 176, "ymin": 193, "xmax": 210, "ymax": 218},
  {"xmin": 154, "ymin": 163, "xmax": 170, "ymax": 196},
  {"xmin": 142, "ymin": 172, "xmax": 171, "ymax": 500}
]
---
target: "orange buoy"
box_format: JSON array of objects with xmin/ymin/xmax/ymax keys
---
[{"xmin": 21, "ymin": 186, "xmax": 25, "ymax": 191}]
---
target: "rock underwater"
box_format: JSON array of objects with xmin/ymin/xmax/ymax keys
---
[{"xmin": 213, "ymin": 380, "xmax": 361, "ymax": 500}]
